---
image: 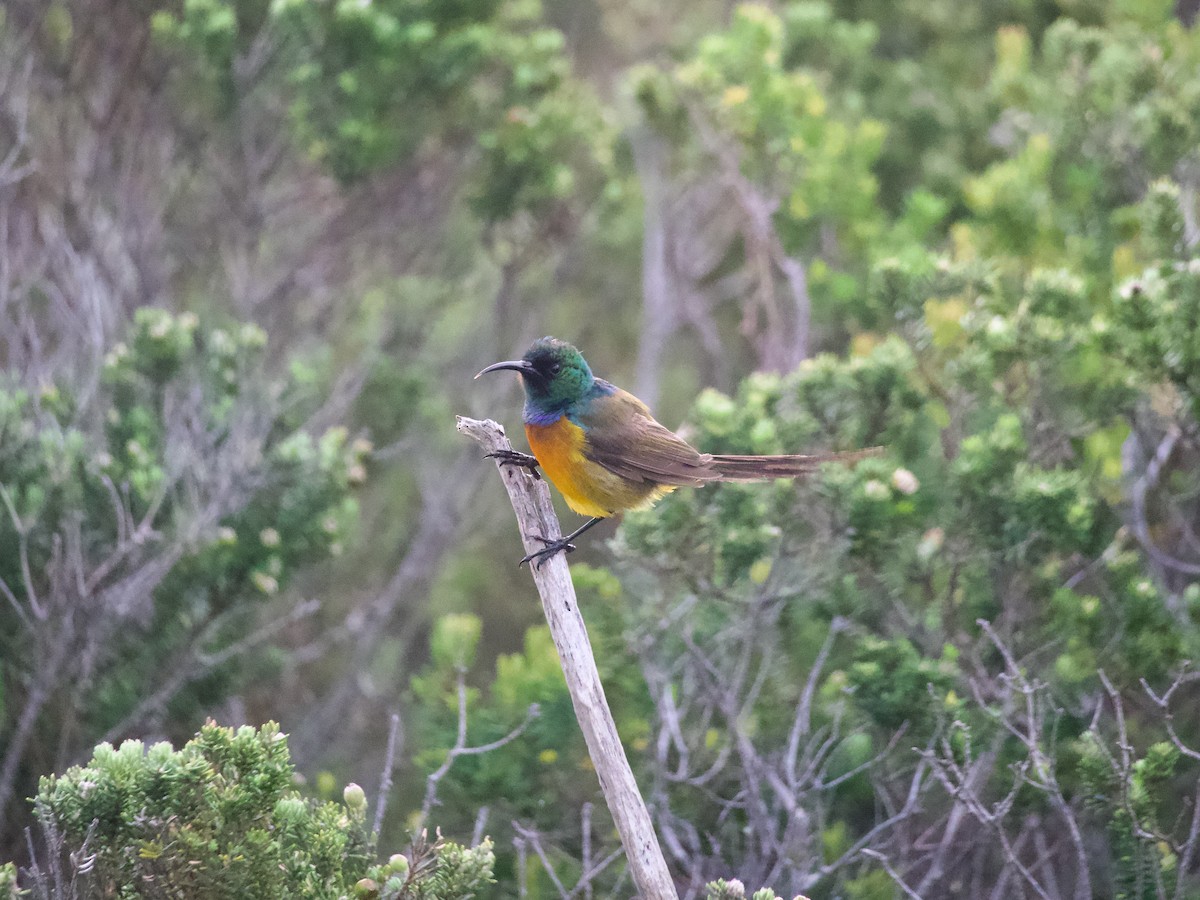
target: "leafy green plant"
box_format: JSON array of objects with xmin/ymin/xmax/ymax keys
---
[
  {"xmin": 705, "ymin": 878, "xmax": 809, "ymax": 900},
  {"xmin": 353, "ymin": 833, "xmax": 495, "ymax": 900},
  {"xmin": 8, "ymin": 0, "xmax": 1200, "ymax": 896},
  {"xmin": 151, "ymin": 0, "xmax": 612, "ymax": 222},
  {"xmin": 16, "ymin": 722, "xmax": 493, "ymax": 899},
  {"xmin": 0, "ymin": 309, "xmax": 368, "ymax": 848}
]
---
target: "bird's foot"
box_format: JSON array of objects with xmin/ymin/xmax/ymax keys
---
[
  {"xmin": 519, "ymin": 534, "xmax": 577, "ymax": 569},
  {"xmin": 486, "ymin": 449, "xmax": 541, "ymax": 480}
]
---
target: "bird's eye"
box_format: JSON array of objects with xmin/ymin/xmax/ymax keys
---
[{"xmin": 549, "ymin": 362, "xmax": 562, "ymax": 375}]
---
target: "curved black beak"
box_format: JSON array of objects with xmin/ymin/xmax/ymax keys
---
[{"xmin": 475, "ymin": 359, "xmax": 536, "ymax": 380}]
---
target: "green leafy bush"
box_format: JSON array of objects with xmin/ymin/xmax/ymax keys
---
[
  {"xmin": 0, "ymin": 309, "xmax": 368, "ymax": 847},
  {"xmin": 705, "ymin": 878, "xmax": 809, "ymax": 900},
  {"xmin": 17, "ymin": 722, "xmax": 493, "ymax": 899},
  {"xmin": 151, "ymin": 0, "xmax": 612, "ymax": 221}
]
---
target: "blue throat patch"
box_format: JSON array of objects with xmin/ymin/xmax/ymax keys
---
[{"xmin": 523, "ymin": 404, "xmax": 563, "ymax": 426}]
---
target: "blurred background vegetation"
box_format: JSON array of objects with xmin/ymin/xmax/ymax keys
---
[{"xmin": 2, "ymin": 0, "xmax": 1200, "ymax": 896}]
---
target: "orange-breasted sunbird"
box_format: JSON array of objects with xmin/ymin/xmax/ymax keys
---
[{"xmin": 477, "ymin": 336, "xmax": 878, "ymax": 567}]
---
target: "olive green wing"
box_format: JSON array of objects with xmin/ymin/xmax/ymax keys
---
[{"xmin": 576, "ymin": 387, "xmax": 717, "ymax": 487}]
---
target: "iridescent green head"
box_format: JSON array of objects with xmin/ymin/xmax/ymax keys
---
[{"xmin": 476, "ymin": 337, "xmax": 595, "ymax": 422}]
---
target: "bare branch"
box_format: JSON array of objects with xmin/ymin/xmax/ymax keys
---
[
  {"xmin": 1128, "ymin": 426, "xmax": 1200, "ymax": 576},
  {"xmin": 373, "ymin": 712, "xmax": 404, "ymax": 838},
  {"xmin": 512, "ymin": 822, "xmax": 571, "ymax": 900},
  {"xmin": 787, "ymin": 616, "xmax": 846, "ymax": 787},
  {"xmin": 415, "ymin": 665, "xmax": 539, "ymax": 836},
  {"xmin": 0, "ymin": 482, "xmax": 44, "ymax": 620},
  {"xmin": 1142, "ymin": 669, "xmax": 1200, "ymax": 764},
  {"xmin": 860, "ymin": 849, "xmax": 924, "ymax": 900},
  {"xmin": 458, "ymin": 415, "xmax": 679, "ymax": 900}
]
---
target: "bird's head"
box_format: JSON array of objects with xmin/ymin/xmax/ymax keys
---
[{"xmin": 476, "ymin": 337, "xmax": 595, "ymax": 418}]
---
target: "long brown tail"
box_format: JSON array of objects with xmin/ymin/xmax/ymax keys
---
[{"xmin": 708, "ymin": 446, "xmax": 882, "ymax": 482}]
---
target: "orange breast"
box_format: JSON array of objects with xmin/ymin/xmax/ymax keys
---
[
  {"xmin": 525, "ymin": 417, "xmax": 673, "ymax": 518},
  {"xmin": 526, "ymin": 418, "xmax": 610, "ymax": 518}
]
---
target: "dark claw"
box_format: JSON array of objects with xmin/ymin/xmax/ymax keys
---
[
  {"xmin": 486, "ymin": 449, "xmax": 541, "ymax": 480},
  {"xmin": 519, "ymin": 534, "xmax": 577, "ymax": 569}
]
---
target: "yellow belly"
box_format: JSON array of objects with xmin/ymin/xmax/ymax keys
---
[{"xmin": 526, "ymin": 418, "xmax": 674, "ymax": 518}]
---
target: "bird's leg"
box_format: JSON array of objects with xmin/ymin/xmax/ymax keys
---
[
  {"xmin": 520, "ymin": 516, "xmax": 605, "ymax": 569},
  {"xmin": 486, "ymin": 449, "xmax": 541, "ymax": 480}
]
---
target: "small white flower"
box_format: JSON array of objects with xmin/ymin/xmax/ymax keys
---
[
  {"xmin": 891, "ymin": 468, "xmax": 919, "ymax": 495},
  {"xmin": 259, "ymin": 527, "xmax": 281, "ymax": 548}
]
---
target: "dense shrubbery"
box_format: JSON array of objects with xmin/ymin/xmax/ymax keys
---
[
  {"xmin": 150, "ymin": 0, "xmax": 612, "ymax": 219},
  {"xmin": 18, "ymin": 722, "xmax": 494, "ymax": 899},
  {"xmin": 0, "ymin": 308, "xmax": 368, "ymax": 849},
  {"xmin": 6, "ymin": 720, "xmax": 802, "ymax": 900},
  {"xmin": 387, "ymin": 3, "xmax": 1200, "ymax": 896},
  {"xmin": 3, "ymin": 0, "xmax": 1200, "ymax": 897}
]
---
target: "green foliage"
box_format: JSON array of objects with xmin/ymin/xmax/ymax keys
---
[
  {"xmin": 35, "ymin": 723, "xmax": 359, "ymax": 896},
  {"xmin": 278, "ymin": 0, "xmax": 507, "ymax": 180},
  {"xmin": 590, "ymin": 143, "xmax": 1200, "ymax": 889},
  {"xmin": 409, "ymin": 618, "xmax": 582, "ymax": 828},
  {"xmin": 846, "ymin": 637, "xmax": 955, "ymax": 731},
  {"xmin": 1077, "ymin": 734, "xmax": 1185, "ymax": 900},
  {"xmin": 17, "ymin": 722, "xmax": 491, "ymax": 898},
  {"xmin": 469, "ymin": 13, "xmax": 614, "ymax": 224},
  {"xmin": 430, "ymin": 614, "xmax": 484, "ymax": 670},
  {"xmin": 1052, "ymin": 553, "xmax": 1188, "ymax": 686},
  {"xmin": 152, "ymin": 0, "xmax": 613, "ymax": 222},
  {"xmin": 1112, "ymin": 260, "xmax": 1200, "ymax": 421},
  {"xmin": 704, "ymin": 878, "xmax": 805, "ymax": 900},
  {"xmin": 635, "ymin": 2, "xmax": 888, "ymax": 311},
  {"xmin": 955, "ymin": 10, "xmax": 1200, "ymax": 288},
  {"xmin": 353, "ymin": 835, "xmax": 494, "ymax": 900},
  {"xmin": 11, "ymin": 0, "xmax": 1200, "ymax": 894},
  {"xmin": 0, "ymin": 309, "xmax": 367, "ymax": 840},
  {"xmin": 682, "ymin": 3, "xmax": 885, "ymax": 238}
]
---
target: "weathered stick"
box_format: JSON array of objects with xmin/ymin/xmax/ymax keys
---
[{"xmin": 456, "ymin": 416, "xmax": 678, "ymax": 900}]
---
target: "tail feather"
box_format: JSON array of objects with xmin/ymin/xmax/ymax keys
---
[{"xmin": 708, "ymin": 446, "xmax": 882, "ymax": 482}]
